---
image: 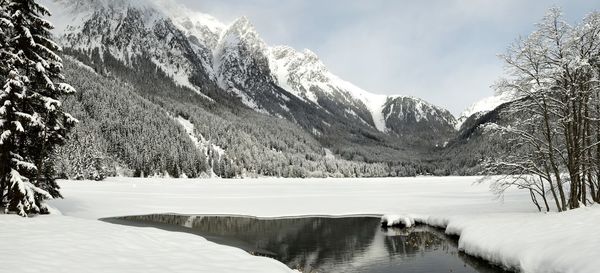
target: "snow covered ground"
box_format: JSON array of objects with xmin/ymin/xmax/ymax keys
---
[
  {"xmin": 0, "ymin": 214, "xmax": 293, "ymax": 273},
  {"xmin": 428, "ymin": 207, "xmax": 600, "ymax": 273},
  {"xmin": 48, "ymin": 176, "xmax": 533, "ymax": 219},
  {"xmin": 2, "ymin": 176, "xmax": 599, "ymax": 273}
]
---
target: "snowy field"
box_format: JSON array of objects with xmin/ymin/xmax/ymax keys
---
[
  {"xmin": 49, "ymin": 176, "xmax": 533, "ymax": 219},
  {"xmin": 2, "ymin": 176, "xmax": 599, "ymax": 273}
]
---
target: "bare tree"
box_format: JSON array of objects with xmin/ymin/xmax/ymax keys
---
[{"xmin": 485, "ymin": 8, "xmax": 600, "ymax": 211}]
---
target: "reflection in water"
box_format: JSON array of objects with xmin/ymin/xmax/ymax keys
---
[{"xmin": 103, "ymin": 215, "xmax": 510, "ymax": 273}]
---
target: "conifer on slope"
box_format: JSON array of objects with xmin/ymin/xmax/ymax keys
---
[{"xmin": 0, "ymin": 0, "xmax": 76, "ymax": 216}]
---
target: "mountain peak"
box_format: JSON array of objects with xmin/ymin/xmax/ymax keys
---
[
  {"xmin": 213, "ymin": 14, "xmax": 274, "ymax": 110},
  {"xmin": 270, "ymin": 45, "xmax": 295, "ymax": 57},
  {"xmin": 456, "ymin": 90, "xmax": 518, "ymax": 130},
  {"xmin": 157, "ymin": 1, "xmax": 225, "ymax": 35},
  {"xmin": 269, "ymin": 46, "xmax": 327, "ymax": 74},
  {"xmin": 229, "ymin": 16, "xmax": 254, "ymax": 34},
  {"xmin": 217, "ymin": 15, "xmax": 265, "ymax": 52},
  {"xmin": 301, "ymin": 48, "xmax": 319, "ymax": 60}
]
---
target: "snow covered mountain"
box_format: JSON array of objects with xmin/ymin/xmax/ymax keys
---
[
  {"xmin": 455, "ymin": 91, "xmax": 518, "ymax": 130},
  {"xmin": 268, "ymin": 45, "xmax": 457, "ymax": 142},
  {"xmin": 269, "ymin": 46, "xmax": 386, "ymax": 131},
  {"xmin": 44, "ymin": 0, "xmax": 459, "ymax": 150},
  {"xmin": 50, "ymin": 0, "xmax": 217, "ymax": 100},
  {"xmin": 212, "ymin": 17, "xmax": 296, "ymax": 117},
  {"xmin": 381, "ymin": 97, "xmax": 457, "ymax": 144}
]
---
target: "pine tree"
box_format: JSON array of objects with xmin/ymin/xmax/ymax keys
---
[
  {"xmin": 1, "ymin": 70, "xmax": 50, "ymax": 216},
  {"xmin": 0, "ymin": 0, "xmax": 76, "ymax": 216},
  {"xmin": 0, "ymin": 0, "xmax": 34, "ymax": 214}
]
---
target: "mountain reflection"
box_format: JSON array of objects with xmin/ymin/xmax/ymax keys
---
[
  {"xmin": 106, "ymin": 215, "xmax": 509, "ymax": 273},
  {"xmin": 383, "ymin": 226, "xmax": 450, "ymax": 257}
]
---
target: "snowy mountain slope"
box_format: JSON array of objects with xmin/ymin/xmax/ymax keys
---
[
  {"xmin": 44, "ymin": 0, "xmax": 216, "ymax": 100},
  {"xmin": 166, "ymin": 6, "xmax": 224, "ymax": 49},
  {"xmin": 382, "ymin": 96, "xmax": 457, "ymax": 144},
  {"xmin": 269, "ymin": 45, "xmax": 384, "ymax": 130},
  {"xmin": 212, "ymin": 17, "xmax": 288, "ymax": 114},
  {"xmin": 456, "ymin": 91, "xmax": 518, "ymax": 130},
  {"xmin": 268, "ymin": 45, "xmax": 457, "ymax": 140},
  {"xmin": 164, "ymin": 4, "xmax": 225, "ymax": 82},
  {"xmin": 46, "ymin": 0, "xmax": 462, "ymax": 153},
  {"xmin": 175, "ymin": 116, "xmax": 225, "ymax": 178}
]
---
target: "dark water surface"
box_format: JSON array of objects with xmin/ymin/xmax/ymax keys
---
[{"xmin": 103, "ymin": 215, "xmax": 510, "ymax": 273}]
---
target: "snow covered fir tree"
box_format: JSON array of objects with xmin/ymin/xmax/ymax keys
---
[{"xmin": 0, "ymin": 0, "xmax": 76, "ymax": 216}]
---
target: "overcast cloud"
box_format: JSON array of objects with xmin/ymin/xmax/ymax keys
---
[{"xmin": 176, "ymin": 0, "xmax": 597, "ymax": 115}]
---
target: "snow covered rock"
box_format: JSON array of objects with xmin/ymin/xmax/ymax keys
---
[{"xmin": 381, "ymin": 214, "xmax": 415, "ymax": 228}]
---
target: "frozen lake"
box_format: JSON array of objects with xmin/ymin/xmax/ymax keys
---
[{"xmin": 49, "ymin": 177, "xmax": 534, "ymax": 219}]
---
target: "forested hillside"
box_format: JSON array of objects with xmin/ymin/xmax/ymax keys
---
[
  {"xmin": 57, "ymin": 58, "xmax": 427, "ymax": 179},
  {"xmin": 54, "ymin": 58, "xmax": 208, "ymax": 179},
  {"xmin": 436, "ymin": 102, "xmax": 518, "ymax": 175}
]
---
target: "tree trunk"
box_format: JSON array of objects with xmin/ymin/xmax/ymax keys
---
[
  {"xmin": 542, "ymin": 97, "xmax": 567, "ymax": 210},
  {"xmin": 530, "ymin": 189, "xmax": 542, "ymax": 212}
]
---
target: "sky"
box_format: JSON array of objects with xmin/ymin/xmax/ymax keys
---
[{"xmin": 175, "ymin": 0, "xmax": 597, "ymax": 115}]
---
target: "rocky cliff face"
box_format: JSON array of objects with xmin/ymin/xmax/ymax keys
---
[
  {"xmin": 212, "ymin": 17, "xmax": 294, "ymax": 117},
  {"xmin": 56, "ymin": 0, "xmax": 217, "ymax": 98},
  {"xmin": 382, "ymin": 96, "xmax": 457, "ymax": 145}
]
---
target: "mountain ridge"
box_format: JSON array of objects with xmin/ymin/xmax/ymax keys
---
[
  {"xmin": 45, "ymin": 0, "xmax": 459, "ymax": 137},
  {"xmin": 39, "ymin": 0, "xmax": 511, "ymax": 178}
]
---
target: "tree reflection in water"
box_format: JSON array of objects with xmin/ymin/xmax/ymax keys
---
[{"xmin": 104, "ymin": 215, "xmax": 510, "ymax": 273}]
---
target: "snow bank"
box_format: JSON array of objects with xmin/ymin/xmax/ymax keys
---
[
  {"xmin": 426, "ymin": 206, "xmax": 600, "ymax": 273},
  {"xmin": 0, "ymin": 215, "xmax": 294, "ymax": 273},
  {"xmin": 380, "ymin": 214, "xmax": 415, "ymax": 227}
]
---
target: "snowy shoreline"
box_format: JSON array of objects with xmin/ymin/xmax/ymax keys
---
[
  {"xmin": 3, "ymin": 177, "xmax": 598, "ymax": 273},
  {"xmin": 383, "ymin": 208, "xmax": 600, "ymax": 273}
]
